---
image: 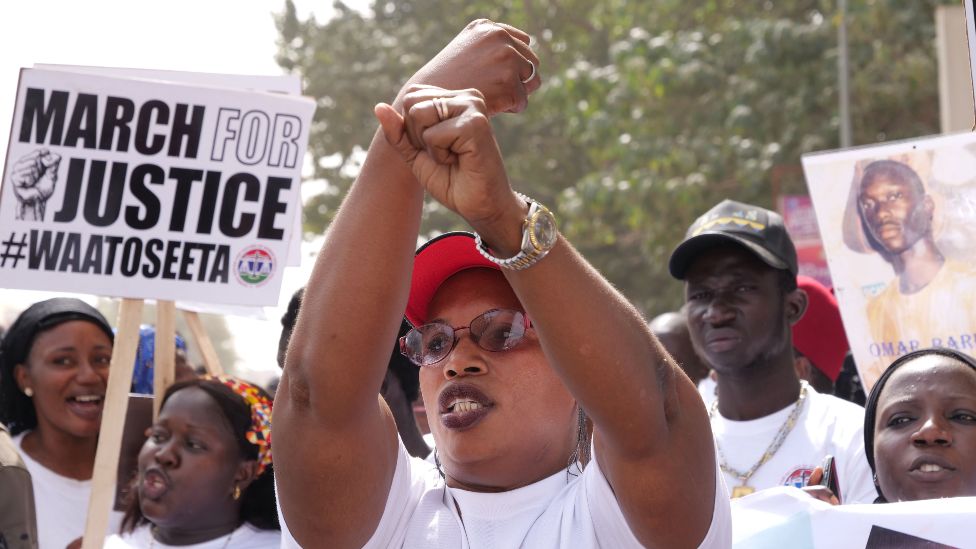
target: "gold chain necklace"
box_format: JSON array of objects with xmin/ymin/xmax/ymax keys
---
[
  {"xmin": 708, "ymin": 381, "xmax": 808, "ymax": 498},
  {"xmin": 148, "ymin": 525, "xmax": 235, "ymax": 548}
]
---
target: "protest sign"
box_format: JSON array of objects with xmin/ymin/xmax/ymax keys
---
[
  {"xmin": 34, "ymin": 64, "xmax": 306, "ymax": 268},
  {"xmin": 732, "ymin": 487, "xmax": 973, "ymax": 548},
  {"xmin": 0, "ymin": 68, "xmax": 314, "ymax": 307},
  {"xmin": 802, "ymin": 132, "xmax": 976, "ymax": 389},
  {"xmin": 35, "ymin": 64, "xmax": 302, "ymax": 95}
]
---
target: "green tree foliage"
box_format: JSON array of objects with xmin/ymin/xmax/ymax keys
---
[{"xmin": 277, "ymin": 0, "xmax": 955, "ymax": 315}]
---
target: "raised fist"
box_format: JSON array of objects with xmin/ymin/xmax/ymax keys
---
[
  {"xmin": 10, "ymin": 148, "xmax": 61, "ymax": 221},
  {"xmin": 376, "ymin": 86, "xmax": 521, "ymax": 234}
]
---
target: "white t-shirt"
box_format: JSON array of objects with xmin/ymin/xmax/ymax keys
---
[
  {"xmin": 698, "ymin": 376, "xmax": 717, "ymax": 408},
  {"xmin": 279, "ymin": 439, "xmax": 732, "ymax": 548},
  {"xmin": 423, "ymin": 433, "xmax": 437, "ymax": 465},
  {"xmin": 104, "ymin": 522, "xmax": 280, "ymax": 548},
  {"xmin": 708, "ymin": 385, "xmax": 877, "ymax": 504},
  {"xmin": 13, "ymin": 432, "xmax": 123, "ymax": 549}
]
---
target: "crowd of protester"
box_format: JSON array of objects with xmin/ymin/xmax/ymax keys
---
[{"xmin": 1, "ymin": 18, "xmax": 975, "ymax": 549}]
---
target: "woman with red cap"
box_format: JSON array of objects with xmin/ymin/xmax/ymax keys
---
[{"xmin": 274, "ymin": 21, "xmax": 731, "ymax": 548}]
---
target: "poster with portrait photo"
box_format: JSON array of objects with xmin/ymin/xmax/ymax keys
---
[{"xmin": 802, "ymin": 132, "xmax": 976, "ymax": 390}]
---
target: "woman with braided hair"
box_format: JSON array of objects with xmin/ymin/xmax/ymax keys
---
[{"xmin": 106, "ymin": 376, "xmax": 279, "ymax": 548}]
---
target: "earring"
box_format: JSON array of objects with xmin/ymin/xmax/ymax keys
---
[
  {"xmin": 871, "ymin": 473, "xmax": 887, "ymax": 502},
  {"xmin": 233, "ymin": 485, "xmax": 241, "ymax": 500},
  {"xmin": 23, "ymin": 387, "xmax": 34, "ymax": 397},
  {"xmin": 566, "ymin": 406, "xmax": 590, "ymax": 480}
]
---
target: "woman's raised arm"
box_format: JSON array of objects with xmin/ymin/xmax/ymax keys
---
[{"xmin": 272, "ymin": 21, "xmax": 539, "ymax": 548}]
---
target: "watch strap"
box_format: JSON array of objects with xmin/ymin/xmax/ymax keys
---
[{"xmin": 474, "ymin": 193, "xmax": 555, "ymax": 271}]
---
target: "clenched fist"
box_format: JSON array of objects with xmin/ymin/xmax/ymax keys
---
[
  {"xmin": 10, "ymin": 148, "xmax": 61, "ymax": 221},
  {"xmin": 376, "ymin": 86, "xmax": 525, "ymax": 251}
]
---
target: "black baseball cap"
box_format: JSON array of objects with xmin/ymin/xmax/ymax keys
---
[{"xmin": 668, "ymin": 199, "xmax": 798, "ymax": 279}]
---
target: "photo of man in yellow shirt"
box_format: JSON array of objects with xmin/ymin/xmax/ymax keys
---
[{"xmin": 856, "ymin": 159, "xmax": 976, "ymax": 371}]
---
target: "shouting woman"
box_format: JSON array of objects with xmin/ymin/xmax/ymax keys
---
[{"xmin": 274, "ymin": 20, "xmax": 730, "ymax": 549}]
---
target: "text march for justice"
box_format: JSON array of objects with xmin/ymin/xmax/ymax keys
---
[{"xmin": 0, "ymin": 68, "xmax": 315, "ymax": 306}]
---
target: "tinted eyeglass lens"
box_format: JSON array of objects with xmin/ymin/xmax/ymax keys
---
[
  {"xmin": 419, "ymin": 323, "xmax": 456, "ymax": 365},
  {"xmin": 471, "ymin": 310, "xmax": 526, "ymax": 351},
  {"xmin": 401, "ymin": 329, "xmax": 425, "ymax": 365},
  {"xmin": 403, "ymin": 309, "xmax": 528, "ymax": 366}
]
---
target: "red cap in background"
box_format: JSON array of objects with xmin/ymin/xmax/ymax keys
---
[{"xmin": 793, "ymin": 275, "xmax": 849, "ymax": 382}]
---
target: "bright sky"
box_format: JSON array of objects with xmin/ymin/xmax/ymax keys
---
[{"xmin": 0, "ymin": 0, "xmax": 365, "ymax": 384}]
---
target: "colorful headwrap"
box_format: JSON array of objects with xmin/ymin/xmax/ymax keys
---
[{"xmin": 205, "ymin": 375, "xmax": 273, "ymax": 476}]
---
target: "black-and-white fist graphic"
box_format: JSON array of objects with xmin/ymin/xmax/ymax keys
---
[{"xmin": 10, "ymin": 148, "xmax": 61, "ymax": 221}]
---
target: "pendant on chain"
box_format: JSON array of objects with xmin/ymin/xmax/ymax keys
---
[{"xmin": 731, "ymin": 485, "xmax": 755, "ymax": 498}]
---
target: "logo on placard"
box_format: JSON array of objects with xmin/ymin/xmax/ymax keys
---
[
  {"xmin": 235, "ymin": 246, "xmax": 275, "ymax": 287},
  {"xmin": 781, "ymin": 466, "xmax": 815, "ymax": 489}
]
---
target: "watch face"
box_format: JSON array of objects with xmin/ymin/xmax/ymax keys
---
[{"xmin": 529, "ymin": 209, "xmax": 557, "ymax": 251}]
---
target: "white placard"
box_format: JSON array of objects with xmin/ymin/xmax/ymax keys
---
[
  {"xmin": 35, "ymin": 64, "xmax": 303, "ymax": 95},
  {"xmin": 802, "ymin": 132, "xmax": 976, "ymax": 390},
  {"xmin": 0, "ymin": 68, "xmax": 314, "ymax": 306},
  {"xmin": 36, "ymin": 64, "xmax": 306, "ymax": 268},
  {"xmin": 733, "ymin": 487, "xmax": 974, "ymax": 548}
]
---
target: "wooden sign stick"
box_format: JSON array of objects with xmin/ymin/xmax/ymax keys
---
[
  {"xmin": 182, "ymin": 309, "xmax": 224, "ymax": 376},
  {"xmin": 153, "ymin": 300, "xmax": 177, "ymax": 420},
  {"xmin": 82, "ymin": 298, "xmax": 144, "ymax": 549}
]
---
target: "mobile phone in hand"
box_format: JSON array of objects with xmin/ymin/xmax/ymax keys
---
[{"xmin": 819, "ymin": 454, "xmax": 841, "ymax": 503}]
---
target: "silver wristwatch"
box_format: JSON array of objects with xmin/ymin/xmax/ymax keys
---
[{"xmin": 475, "ymin": 193, "xmax": 558, "ymax": 271}]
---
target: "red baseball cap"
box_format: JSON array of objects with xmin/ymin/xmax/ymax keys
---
[
  {"xmin": 793, "ymin": 276, "xmax": 849, "ymax": 382},
  {"xmin": 405, "ymin": 232, "xmax": 501, "ymax": 327}
]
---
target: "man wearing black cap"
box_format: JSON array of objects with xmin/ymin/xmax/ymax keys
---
[{"xmin": 670, "ymin": 199, "xmax": 876, "ymax": 502}]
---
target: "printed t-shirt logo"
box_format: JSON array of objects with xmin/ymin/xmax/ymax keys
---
[{"xmin": 781, "ymin": 466, "xmax": 815, "ymax": 489}]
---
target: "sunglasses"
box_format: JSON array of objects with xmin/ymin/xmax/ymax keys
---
[{"xmin": 399, "ymin": 308, "xmax": 532, "ymax": 367}]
